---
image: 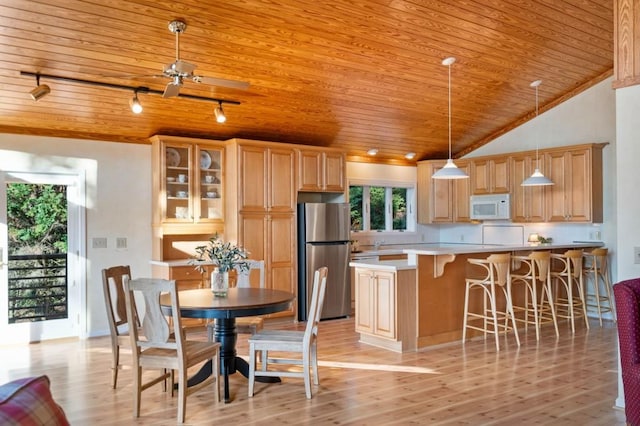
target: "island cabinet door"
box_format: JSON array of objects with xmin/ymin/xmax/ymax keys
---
[
  {"xmin": 373, "ymin": 270, "xmax": 396, "ymax": 339},
  {"xmin": 354, "ymin": 269, "xmax": 374, "ymax": 334}
]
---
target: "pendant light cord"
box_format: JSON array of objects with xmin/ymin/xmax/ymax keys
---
[
  {"xmin": 534, "ymin": 82, "xmax": 539, "ymax": 166},
  {"xmin": 447, "ymin": 61, "xmax": 452, "ymax": 159}
]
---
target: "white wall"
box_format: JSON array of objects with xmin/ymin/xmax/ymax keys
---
[{"xmin": 0, "ymin": 134, "xmax": 152, "ymax": 337}]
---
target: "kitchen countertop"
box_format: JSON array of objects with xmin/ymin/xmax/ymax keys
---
[
  {"xmin": 150, "ymin": 259, "xmax": 212, "ymax": 267},
  {"xmin": 349, "ymin": 259, "xmax": 416, "ymax": 271},
  {"xmin": 403, "ymin": 241, "xmax": 603, "ymax": 256}
]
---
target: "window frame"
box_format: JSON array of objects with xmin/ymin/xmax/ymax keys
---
[{"xmin": 348, "ymin": 178, "xmax": 416, "ymax": 235}]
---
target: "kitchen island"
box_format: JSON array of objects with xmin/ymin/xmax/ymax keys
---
[{"xmin": 350, "ymin": 242, "xmax": 603, "ymax": 351}]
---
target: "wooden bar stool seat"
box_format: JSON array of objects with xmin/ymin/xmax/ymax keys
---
[
  {"xmin": 462, "ymin": 253, "xmax": 520, "ymax": 351},
  {"xmin": 583, "ymin": 248, "xmax": 616, "ymax": 326}
]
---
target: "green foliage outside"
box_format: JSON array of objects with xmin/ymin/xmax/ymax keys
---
[
  {"xmin": 6, "ymin": 183, "xmax": 68, "ymax": 323},
  {"xmin": 349, "ymin": 185, "xmax": 407, "ymax": 231},
  {"xmin": 7, "ymin": 183, "xmax": 67, "ymax": 254}
]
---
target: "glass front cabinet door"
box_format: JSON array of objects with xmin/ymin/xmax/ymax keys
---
[{"xmin": 152, "ymin": 136, "xmax": 224, "ymax": 228}]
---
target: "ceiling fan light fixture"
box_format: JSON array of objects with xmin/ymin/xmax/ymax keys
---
[
  {"xmin": 214, "ymin": 102, "xmax": 226, "ymax": 123},
  {"xmin": 129, "ymin": 91, "xmax": 143, "ymax": 114},
  {"xmin": 433, "ymin": 56, "xmax": 468, "ymax": 180},
  {"xmin": 29, "ymin": 75, "xmax": 50, "ymax": 101},
  {"xmin": 521, "ymin": 80, "xmax": 554, "ymax": 187}
]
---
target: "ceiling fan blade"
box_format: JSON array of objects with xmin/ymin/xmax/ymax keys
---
[
  {"xmin": 163, "ymin": 82, "xmax": 181, "ymax": 98},
  {"xmin": 193, "ymin": 75, "xmax": 250, "ymax": 90}
]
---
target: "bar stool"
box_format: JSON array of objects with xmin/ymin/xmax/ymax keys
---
[
  {"xmin": 462, "ymin": 253, "xmax": 520, "ymax": 351},
  {"xmin": 550, "ymin": 250, "xmax": 590, "ymax": 333},
  {"xmin": 511, "ymin": 251, "xmax": 559, "ymax": 340},
  {"xmin": 583, "ymin": 248, "xmax": 616, "ymax": 326}
]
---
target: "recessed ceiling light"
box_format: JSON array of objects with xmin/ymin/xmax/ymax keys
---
[
  {"xmin": 367, "ymin": 149, "xmax": 378, "ymax": 156},
  {"xmin": 405, "ymin": 152, "xmax": 416, "ymax": 160}
]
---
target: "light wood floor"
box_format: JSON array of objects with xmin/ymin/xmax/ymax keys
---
[{"xmin": 0, "ymin": 317, "xmax": 626, "ymax": 425}]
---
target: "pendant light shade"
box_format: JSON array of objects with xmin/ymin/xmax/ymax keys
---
[
  {"xmin": 433, "ymin": 57, "xmax": 468, "ymax": 180},
  {"xmin": 521, "ymin": 80, "xmax": 554, "ymax": 187}
]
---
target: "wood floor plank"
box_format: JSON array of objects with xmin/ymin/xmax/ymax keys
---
[{"xmin": 0, "ymin": 317, "xmax": 626, "ymax": 425}]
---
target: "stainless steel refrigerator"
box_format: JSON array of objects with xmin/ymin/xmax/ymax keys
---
[{"xmin": 297, "ymin": 203, "xmax": 351, "ymax": 321}]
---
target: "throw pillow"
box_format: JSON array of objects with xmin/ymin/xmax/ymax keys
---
[{"xmin": 0, "ymin": 375, "xmax": 69, "ymax": 426}]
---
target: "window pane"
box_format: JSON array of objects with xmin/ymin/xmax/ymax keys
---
[
  {"xmin": 370, "ymin": 186, "xmax": 385, "ymax": 231},
  {"xmin": 349, "ymin": 186, "xmax": 363, "ymax": 231},
  {"xmin": 392, "ymin": 187, "xmax": 407, "ymax": 230}
]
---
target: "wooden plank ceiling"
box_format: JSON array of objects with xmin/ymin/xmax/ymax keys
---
[{"xmin": 0, "ymin": 0, "xmax": 613, "ymax": 164}]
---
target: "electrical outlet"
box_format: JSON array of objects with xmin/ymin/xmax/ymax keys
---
[
  {"xmin": 92, "ymin": 237, "xmax": 107, "ymax": 249},
  {"xmin": 635, "ymin": 247, "xmax": 640, "ymax": 264},
  {"xmin": 116, "ymin": 237, "xmax": 127, "ymax": 249},
  {"xmin": 460, "ymin": 234, "xmax": 465, "ymax": 242}
]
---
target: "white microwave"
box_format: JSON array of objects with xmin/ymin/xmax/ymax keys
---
[{"xmin": 470, "ymin": 194, "xmax": 511, "ymax": 220}]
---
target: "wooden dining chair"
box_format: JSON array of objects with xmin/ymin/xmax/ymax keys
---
[
  {"xmin": 247, "ymin": 266, "xmax": 328, "ymax": 399},
  {"xmin": 124, "ymin": 277, "xmax": 220, "ymax": 424},
  {"xmin": 101, "ymin": 265, "xmax": 137, "ymax": 389},
  {"xmin": 207, "ymin": 260, "xmax": 266, "ymax": 341}
]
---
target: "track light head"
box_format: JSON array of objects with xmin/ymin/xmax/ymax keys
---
[
  {"xmin": 214, "ymin": 102, "xmax": 226, "ymax": 123},
  {"xmin": 129, "ymin": 91, "xmax": 143, "ymax": 114},
  {"xmin": 29, "ymin": 75, "xmax": 50, "ymax": 101}
]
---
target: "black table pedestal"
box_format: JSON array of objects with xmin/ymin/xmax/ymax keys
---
[{"xmin": 186, "ymin": 318, "xmax": 280, "ymax": 403}]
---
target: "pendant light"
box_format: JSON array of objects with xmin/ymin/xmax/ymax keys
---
[
  {"xmin": 521, "ymin": 80, "xmax": 554, "ymax": 186},
  {"xmin": 432, "ymin": 57, "xmax": 469, "ymax": 180}
]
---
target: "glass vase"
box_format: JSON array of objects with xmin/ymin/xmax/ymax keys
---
[{"xmin": 211, "ymin": 267, "xmax": 229, "ymax": 297}]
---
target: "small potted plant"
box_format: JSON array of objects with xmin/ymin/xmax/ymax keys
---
[{"xmin": 193, "ymin": 234, "xmax": 250, "ymax": 297}]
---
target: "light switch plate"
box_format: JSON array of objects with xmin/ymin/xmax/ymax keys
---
[
  {"xmin": 634, "ymin": 247, "xmax": 640, "ymax": 264},
  {"xmin": 92, "ymin": 237, "xmax": 107, "ymax": 249}
]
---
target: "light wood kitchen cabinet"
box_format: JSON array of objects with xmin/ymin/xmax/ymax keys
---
[
  {"xmin": 353, "ymin": 265, "xmax": 417, "ymax": 352},
  {"xmin": 417, "ymin": 160, "xmax": 471, "ymax": 224},
  {"xmin": 471, "ymin": 157, "xmax": 510, "ymax": 194},
  {"xmin": 510, "ymin": 153, "xmax": 546, "ymax": 222},
  {"xmin": 297, "ymin": 147, "xmax": 346, "ymax": 193},
  {"xmin": 225, "ymin": 139, "xmax": 297, "ymax": 317},
  {"xmin": 151, "ymin": 135, "xmax": 225, "ymax": 234},
  {"xmin": 545, "ymin": 144, "xmax": 604, "ymax": 223}
]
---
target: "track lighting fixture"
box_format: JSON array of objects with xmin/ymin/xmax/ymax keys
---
[
  {"xmin": 20, "ymin": 71, "xmax": 241, "ymax": 114},
  {"xmin": 214, "ymin": 101, "xmax": 226, "ymax": 123},
  {"xmin": 29, "ymin": 75, "xmax": 50, "ymax": 101},
  {"xmin": 129, "ymin": 91, "xmax": 143, "ymax": 114},
  {"xmin": 432, "ymin": 57, "xmax": 469, "ymax": 180},
  {"xmin": 521, "ymin": 80, "xmax": 554, "ymax": 186}
]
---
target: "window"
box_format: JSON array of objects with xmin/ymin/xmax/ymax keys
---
[{"xmin": 349, "ymin": 183, "xmax": 414, "ymax": 232}]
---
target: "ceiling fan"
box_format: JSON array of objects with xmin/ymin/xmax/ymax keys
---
[{"xmin": 158, "ymin": 20, "xmax": 250, "ymax": 98}]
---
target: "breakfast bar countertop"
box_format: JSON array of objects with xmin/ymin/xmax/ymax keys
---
[{"xmin": 402, "ymin": 241, "xmax": 604, "ymax": 257}]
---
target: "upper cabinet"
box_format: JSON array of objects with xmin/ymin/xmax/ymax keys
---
[
  {"xmin": 297, "ymin": 147, "xmax": 346, "ymax": 193},
  {"xmin": 151, "ymin": 135, "xmax": 225, "ymax": 235},
  {"xmin": 417, "ymin": 160, "xmax": 471, "ymax": 224},
  {"xmin": 544, "ymin": 144, "xmax": 605, "ymax": 223},
  {"xmin": 471, "ymin": 157, "xmax": 510, "ymax": 194},
  {"xmin": 510, "ymin": 153, "xmax": 546, "ymax": 223}
]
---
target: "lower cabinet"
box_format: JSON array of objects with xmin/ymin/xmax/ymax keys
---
[{"xmin": 353, "ymin": 266, "xmax": 417, "ymax": 352}]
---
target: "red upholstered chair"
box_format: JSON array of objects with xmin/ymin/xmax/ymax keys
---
[{"xmin": 614, "ymin": 278, "xmax": 640, "ymax": 426}]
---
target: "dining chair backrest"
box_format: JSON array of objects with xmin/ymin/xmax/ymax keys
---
[
  {"xmin": 124, "ymin": 277, "xmax": 183, "ymax": 356},
  {"xmin": 102, "ymin": 265, "xmax": 133, "ymax": 335},
  {"xmin": 235, "ymin": 260, "xmax": 265, "ymax": 289},
  {"xmin": 304, "ymin": 267, "xmax": 328, "ymax": 344}
]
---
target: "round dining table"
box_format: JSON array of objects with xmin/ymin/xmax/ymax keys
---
[{"xmin": 160, "ymin": 287, "xmax": 295, "ymax": 403}]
